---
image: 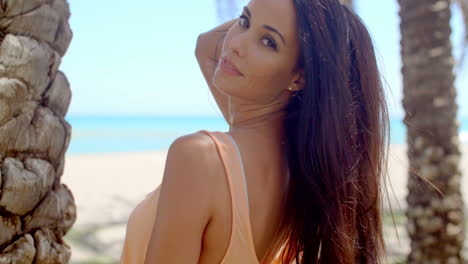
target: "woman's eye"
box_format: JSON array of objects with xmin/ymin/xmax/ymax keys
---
[
  {"xmin": 262, "ymin": 38, "xmax": 277, "ymax": 50},
  {"xmin": 237, "ymin": 15, "xmax": 277, "ymax": 51},
  {"xmin": 239, "ymin": 15, "xmax": 249, "ymax": 28}
]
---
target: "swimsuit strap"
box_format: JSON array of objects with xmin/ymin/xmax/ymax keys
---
[{"xmin": 198, "ymin": 130, "xmax": 259, "ymax": 263}]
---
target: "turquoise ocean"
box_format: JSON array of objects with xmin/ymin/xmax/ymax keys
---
[{"xmin": 65, "ymin": 116, "xmax": 468, "ymax": 154}]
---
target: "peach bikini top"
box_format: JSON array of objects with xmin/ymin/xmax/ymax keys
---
[{"xmin": 121, "ymin": 130, "xmax": 284, "ymax": 263}]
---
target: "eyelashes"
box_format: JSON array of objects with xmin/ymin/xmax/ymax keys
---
[
  {"xmin": 239, "ymin": 15, "xmax": 250, "ymax": 28},
  {"xmin": 237, "ymin": 14, "xmax": 278, "ymax": 51}
]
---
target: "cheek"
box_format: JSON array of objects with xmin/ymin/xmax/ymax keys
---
[
  {"xmin": 212, "ymin": 58, "xmax": 291, "ymax": 103},
  {"xmin": 246, "ymin": 59, "xmax": 291, "ymax": 96},
  {"xmin": 212, "ymin": 32, "xmax": 291, "ymax": 102}
]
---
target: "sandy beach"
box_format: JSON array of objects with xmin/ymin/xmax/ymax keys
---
[{"xmin": 61, "ymin": 143, "xmax": 468, "ymax": 263}]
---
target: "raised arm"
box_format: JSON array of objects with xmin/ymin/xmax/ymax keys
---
[{"xmin": 195, "ymin": 19, "xmax": 237, "ymax": 124}]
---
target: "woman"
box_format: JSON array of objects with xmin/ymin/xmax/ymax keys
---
[{"xmin": 121, "ymin": 0, "xmax": 390, "ymax": 263}]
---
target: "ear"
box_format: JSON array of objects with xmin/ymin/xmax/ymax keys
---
[{"xmin": 289, "ymin": 69, "xmax": 305, "ymax": 92}]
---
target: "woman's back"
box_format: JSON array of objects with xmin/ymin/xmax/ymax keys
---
[
  {"xmin": 198, "ymin": 131, "xmax": 289, "ymax": 263},
  {"xmin": 121, "ymin": 130, "xmax": 289, "ymax": 263}
]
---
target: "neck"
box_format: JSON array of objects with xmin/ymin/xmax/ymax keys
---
[{"xmin": 228, "ymin": 98, "xmax": 288, "ymax": 145}]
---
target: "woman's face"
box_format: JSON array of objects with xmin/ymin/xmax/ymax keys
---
[{"xmin": 212, "ymin": 0, "xmax": 303, "ymax": 105}]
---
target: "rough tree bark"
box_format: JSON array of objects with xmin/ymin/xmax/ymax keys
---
[{"xmin": 0, "ymin": 0, "xmax": 76, "ymax": 263}]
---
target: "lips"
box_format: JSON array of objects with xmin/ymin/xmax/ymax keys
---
[{"xmin": 221, "ymin": 56, "xmax": 244, "ymax": 76}]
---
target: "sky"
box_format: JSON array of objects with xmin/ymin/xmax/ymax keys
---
[{"xmin": 61, "ymin": 0, "xmax": 468, "ymax": 118}]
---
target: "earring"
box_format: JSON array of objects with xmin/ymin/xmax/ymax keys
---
[{"xmin": 288, "ymin": 87, "xmax": 293, "ymax": 91}]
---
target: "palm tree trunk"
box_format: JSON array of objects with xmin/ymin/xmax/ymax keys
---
[
  {"xmin": 0, "ymin": 0, "xmax": 76, "ymax": 262},
  {"xmin": 398, "ymin": 0, "xmax": 465, "ymax": 263}
]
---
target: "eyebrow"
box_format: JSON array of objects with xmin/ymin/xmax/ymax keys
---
[{"xmin": 243, "ymin": 6, "xmax": 286, "ymax": 45}]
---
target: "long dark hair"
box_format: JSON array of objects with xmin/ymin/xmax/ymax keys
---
[
  {"xmin": 212, "ymin": 0, "xmax": 390, "ymax": 262},
  {"xmin": 267, "ymin": 1, "xmax": 390, "ymax": 263}
]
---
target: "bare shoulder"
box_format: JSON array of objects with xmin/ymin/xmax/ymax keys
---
[
  {"xmin": 164, "ymin": 131, "xmax": 225, "ymax": 203},
  {"xmin": 169, "ymin": 131, "xmax": 218, "ymax": 157},
  {"xmin": 144, "ymin": 131, "xmax": 226, "ymax": 262},
  {"xmin": 168, "ymin": 131, "xmax": 222, "ymax": 170}
]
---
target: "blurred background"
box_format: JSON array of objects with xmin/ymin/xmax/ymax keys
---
[
  {"xmin": 62, "ymin": 0, "xmax": 467, "ymax": 155},
  {"xmin": 57, "ymin": 0, "xmax": 468, "ymax": 263}
]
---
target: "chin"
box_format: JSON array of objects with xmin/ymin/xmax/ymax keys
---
[{"xmin": 212, "ymin": 68, "xmax": 238, "ymax": 96}]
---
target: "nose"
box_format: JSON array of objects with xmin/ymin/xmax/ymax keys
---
[{"xmin": 227, "ymin": 31, "xmax": 247, "ymax": 58}]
